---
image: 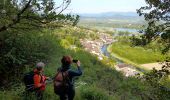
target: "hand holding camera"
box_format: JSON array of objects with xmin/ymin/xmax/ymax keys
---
[{"xmin": 73, "ymin": 59, "xmax": 81, "ymax": 67}]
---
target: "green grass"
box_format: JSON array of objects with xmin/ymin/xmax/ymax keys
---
[
  {"xmin": 0, "ymin": 27, "xmax": 170, "ymax": 100},
  {"xmin": 109, "ymin": 42, "xmax": 166, "ymax": 64}
]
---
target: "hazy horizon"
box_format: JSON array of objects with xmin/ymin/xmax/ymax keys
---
[{"xmin": 76, "ymin": 11, "xmax": 140, "ymax": 15}]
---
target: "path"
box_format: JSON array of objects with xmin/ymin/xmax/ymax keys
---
[{"xmin": 141, "ymin": 62, "xmax": 163, "ymax": 70}]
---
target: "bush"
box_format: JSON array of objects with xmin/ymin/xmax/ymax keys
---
[
  {"xmin": 80, "ymin": 85, "xmax": 110, "ymax": 100},
  {"xmin": 0, "ymin": 30, "xmax": 60, "ymax": 88}
]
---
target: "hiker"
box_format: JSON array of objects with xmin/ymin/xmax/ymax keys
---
[
  {"xmin": 54, "ymin": 56, "xmax": 82, "ymax": 100},
  {"xmin": 33, "ymin": 62, "xmax": 49, "ymax": 100}
]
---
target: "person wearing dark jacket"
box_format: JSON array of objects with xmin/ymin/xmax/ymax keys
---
[{"xmin": 54, "ymin": 56, "xmax": 82, "ymax": 100}]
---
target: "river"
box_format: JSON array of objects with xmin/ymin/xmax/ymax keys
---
[
  {"xmin": 101, "ymin": 44, "xmax": 123, "ymax": 64},
  {"xmin": 101, "ymin": 43, "xmax": 144, "ymax": 77},
  {"xmin": 113, "ymin": 28, "xmax": 139, "ymax": 33}
]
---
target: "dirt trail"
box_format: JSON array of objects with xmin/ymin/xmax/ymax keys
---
[{"xmin": 141, "ymin": 63, "xmax": 163, "ymax": 70}]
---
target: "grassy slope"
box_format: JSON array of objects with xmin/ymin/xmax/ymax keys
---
[
  {"xmin": 0, "ymin": 27, "xmax": 169, "ymax": 100},
  {"xmin": 0, "ymin": 44, "xmax": 146, "ymax": 100}
]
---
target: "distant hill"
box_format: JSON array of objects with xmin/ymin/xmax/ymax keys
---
[{"xmin": 78, "ymin": 12, "xmax": 142, "ymax": 19}]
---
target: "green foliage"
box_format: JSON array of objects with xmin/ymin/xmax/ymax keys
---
[
  {"xmin": 137, "ymin": 0, "xmax": 170, "ymax": 52},
  {"xmin": 0, "ymin": 30, "xmax": 60, "ymax": 87},
  {"xmin": 0, "ymin": 0, "xmax": 79, "ymax": 32},
  {"xmin": 141, "ymin": 61, "xmax": 170, "ymax": 100},
  {"xmin": 80, "ymin": 85, "xmax": 110, "ymax": 100},
  {"xmin": 130, "ymin": 35, "xmax": 147, "ymax": 46},
  {"xmin": 0, "ymin": 0, "xmax": 81, "ymax": 88},
  {"xmin": 0, "ymin": 25, "xmax": 170, "ymax": 100}
]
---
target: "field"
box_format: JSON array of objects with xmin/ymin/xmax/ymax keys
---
[
  {"xmin": 78, "ymin": 17, "xmax": 145, "ymax": 30},
  {"xmin": 108, "ymin": 42, "xmax": 167, "ymax": 64}
]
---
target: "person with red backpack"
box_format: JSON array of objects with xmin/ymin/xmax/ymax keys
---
[
  {"xmin": 33, "ymin": 62, "xmax": 50, "ymax": 100},
  {"xmin": 33, "ymin": 62, "xmax": 44, "ymax": 99},
  {"xmin": 54, "ymin": 56, "xmax": 82, "ymax": 100},
  {"xmin": 24, "ymin": 62, "xmax": 49, "ymax": 100}
]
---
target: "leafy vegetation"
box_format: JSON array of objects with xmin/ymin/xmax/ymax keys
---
[
  {"xmin": 0, "ymin": 0, "xmax": 80, "ymax": 88},
  {"xmin": 0, "ymin": 0, "xmax": 170, "ymax": 100},
  {"xmin": 135, "ymin": 0, "xmax": 170, "ymax": 53},
  {"xmin": 0, "ymin": 0, "xmax": 79, "ymax": 32},
  {"xmin": 0, "ymin": 26, "xmax": 169, "ymax": 100},
  {"xmin": 0, "ymin": 30, "xmax": 61, "ymax": 87}
]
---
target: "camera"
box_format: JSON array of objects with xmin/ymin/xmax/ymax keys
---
[{"xmin": 72, "ymin": 59, "xmax": 78, "ymax": 63}]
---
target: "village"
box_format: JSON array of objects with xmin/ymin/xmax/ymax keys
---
[{"xmin": 80, "ymin": 32, "xmax": 141, "ymax": 77}]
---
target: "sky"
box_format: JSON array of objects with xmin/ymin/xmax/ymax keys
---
[{"xmin": 55, "ymin": 0, "xmax": 147, "ymax": 14}]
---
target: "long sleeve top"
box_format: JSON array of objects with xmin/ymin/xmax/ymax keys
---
[
  {"xmin": 33, "ymin": 69, "xmax": 47, "ymax": 91},
  {"xmin": 60, "ymin": 66, "xmax": 82, "ymax": 87}
]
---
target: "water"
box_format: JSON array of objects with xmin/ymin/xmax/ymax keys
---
[
  {"xmin": 101, "ymin": 44, "xmax": 123, "ymax": 64},
  {"xmin": 101, "ymin": 44, "xmax": 145, "ymax": 72},
  {"xmin": 113, "ymin": 28, "xmax": 139, "ymax": 33}
]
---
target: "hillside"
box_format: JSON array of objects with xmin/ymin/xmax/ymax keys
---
[
  {"xmin": 1, "ymin": 0, "xmax": 170, "ymax": 100},
  {"xmin": 0, "ymin": 26, "xmax": 170, "ymax": 100}
]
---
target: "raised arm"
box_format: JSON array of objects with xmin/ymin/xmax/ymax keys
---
[{"xmin": 68, "ymin": 61, "xmax": 82, "ymax": 76}]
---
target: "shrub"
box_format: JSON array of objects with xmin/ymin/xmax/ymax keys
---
[
  {"xmin": 0, "ymin": 30, "xmax": 59, "ymax": 88},
  {"xmin": 80, "ymin": 85, "xmax": 110, "ymax": 100}
]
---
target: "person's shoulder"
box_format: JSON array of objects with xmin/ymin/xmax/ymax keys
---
[
  {"xmin": 67, "ymin": 68, "xmax": 75, "ymax": 74},
  {"xmin": 65, "ymin": 68, "xmax": 70, "ymax": 72}
]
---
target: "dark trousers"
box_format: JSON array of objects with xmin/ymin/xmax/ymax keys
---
[
  {"xmin": 35, "ymin": 91, "xmax": 44, "ymax": 100},
  {"xmin": 59, "ymin": 87, "xmax": 75, "ymax": 100}
]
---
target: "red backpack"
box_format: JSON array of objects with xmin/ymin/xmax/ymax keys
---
[{"xmin": 54, "ymin": 70, "xmax": 70, "ymax": 94}]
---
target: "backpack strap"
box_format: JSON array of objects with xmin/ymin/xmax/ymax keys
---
[
  {"xmin": 62, "ymin": 71, "xmax": 70, "ymax": 85},
  {"xmin": 39, "ymin": 74, "xmax": 43, "ymax": 84}
]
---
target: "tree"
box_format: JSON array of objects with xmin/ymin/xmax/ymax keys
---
[
  {"xmin": 137, "ymin": 1, "xmax": 170, "ymax": 98},
  {"xmin": 141, "ymin": 61, "xmax": 170, "ymax": 100},
  {"xmin": 0, "ymin": 0, "xmax": 79, "ymax": 33},
  {"xmin": 137, "ymin": 0, "xmax": 170, "ymax": 53},
  {"xmin": 0, "ymin": 0, "xmax": 80, "ymax": 88}
]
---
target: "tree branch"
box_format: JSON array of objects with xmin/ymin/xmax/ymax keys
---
[
  {"xmin": 0, "ymin": 0, "xmax": 32, "ymax": 33},
  {"xmin": 57, "ymin": 0, "xmax": 71, "ymax": 15}
]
